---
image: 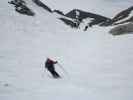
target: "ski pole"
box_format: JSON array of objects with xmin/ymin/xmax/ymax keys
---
[{"xmin": 57, "ymin": 63, "xmax": 69, "ymax": 76}]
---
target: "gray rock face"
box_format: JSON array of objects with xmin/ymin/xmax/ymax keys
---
[
  {"xmin": 112, "ymin": 6, "xmax": 133, "ymax": 23},
  {"xmin": 8, "ymin": 0, "xmax": 35, "ymax": 16},
  {"xmin": 109, "ymin": 22, "xmax": 133, "ymax": 35},
  {"xmin": 32, "ymin": 0, "xmax": 52, "ymax": 13}
]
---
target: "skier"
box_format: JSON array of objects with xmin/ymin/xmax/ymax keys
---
[
  {"xmin": 84, "ymin": 25, "xmax": 89, "ymax": 31},
  {"xmin": 45, "ymin": 58, "xmax": 61, "ymax": 78}
]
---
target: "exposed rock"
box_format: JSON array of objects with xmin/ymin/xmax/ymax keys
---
[
  {"xmin": 15, "ymin": 5, "xmax": 35, "ymax": 16},
  {"xmin": 64, "ymin": 9, "xmax": 112, "ymax": 30},
  {"xmin": 114, "ymin": 16, "xmax": 133, "ymax": 25},
  {"xmin": 32, "ymin": 0, "xmax": 52, "ymax": 13},
  {"xmin": 65, "ymin": 9, "xmax": 110, "ymax": 21},
  {"xmin": 59, "ymin": 18, "xmax": 78, "ymax": 28},
  {"xmin": 8, "ymin": 0, "xmax": 35, "ymax": 16},
  {"xmin": 53, "ymin": 10, "xmax": 65, "ymax": 16},
  {"xmin": 66, "ymin": 9, "xmax": 111, "ymax": 24},
  {"xmin": 112, "ymin": 6, "xmax": 133, "ymax": 23},
  {"xmin": 8, "ymin": 0, "xmax": 133, "ymax": 34},
  {"xmin": 8, "ymin": 0, "xmax": 26, "ymax": 6},
  {"xmin": 109, "ymin": 22, "xmax": 133, "ymax": 35}
]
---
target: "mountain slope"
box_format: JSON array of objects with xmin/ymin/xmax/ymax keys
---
[{"xmin": 0, "ymin": 0, "xmax": 133, "ymax": 100}]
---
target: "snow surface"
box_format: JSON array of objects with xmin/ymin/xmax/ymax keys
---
[{"xmin": 0, "ymin": 0, "xmax": 133, "ymax": 100}]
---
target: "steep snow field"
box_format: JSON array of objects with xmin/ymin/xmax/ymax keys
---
[{"xmin": 0, "ymin": 0, "xmax": 133, "ymax": 100}]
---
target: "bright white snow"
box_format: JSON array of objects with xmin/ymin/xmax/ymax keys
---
[{"xmin": 0, "ymin": 0, "xmax": 133, "ymax": 100}]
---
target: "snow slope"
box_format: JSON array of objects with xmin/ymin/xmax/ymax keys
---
[{"xmin": 0, "ymin": 0, "xmax": 133, "ymax": 100}]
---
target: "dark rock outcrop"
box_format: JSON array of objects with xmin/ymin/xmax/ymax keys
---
[
  {"xmin": 112, "ymin": 6, "xmax": 133, "ymax": 23},
  {"xmin": 59, "ymin": 18, "xmax": 78, "ymax": 28},
  {"xmin": 54, "ymin": 9, "xmax": 112, "ymax": 29},
  {"xmin": 53, "ymin": 10, "xmax": 65, "ymax": 16},
  {"xmin": 8, "ymin": 0, "xmax": 35, "ymax": 16},
  {"xmin": 60, "ymin": 7, "xmax": 133, "ymax": 30},
  {"xmin": 109, "ymin": 22, "xmax": 133, "ymax": 35},
  {"xmin": 8, "ymin": 0, "xmax": 133, "ymax": 34},
  {"xmin": 65, "ymin": 9, "xmax": 109, "ymax": 21},
  {"xmin": 109, "ymin": 6, "xmax": 133, "ymax": 35},
  {"xmin": 32, "ymin": 0, "xmax": 52, "ymax": 13},
  {"xmin": 65, "ymin": 9, "xmax": 112, "ymax": 29},
  {"xmin": 114, "ymin": 16, "xmax": 133, "ymax": 25}
]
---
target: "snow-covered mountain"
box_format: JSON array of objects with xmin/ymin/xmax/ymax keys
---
[
  {"xmin": 7, "ymin": 0, "xmax": 133, "ymax": 29},
  {"xmin": 0, "ymin": 0, "xmax": 133, "ymax": 100},
  {"xmin": 111, "ymin": 6, "xmax": 133, "ymax": 25}
]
